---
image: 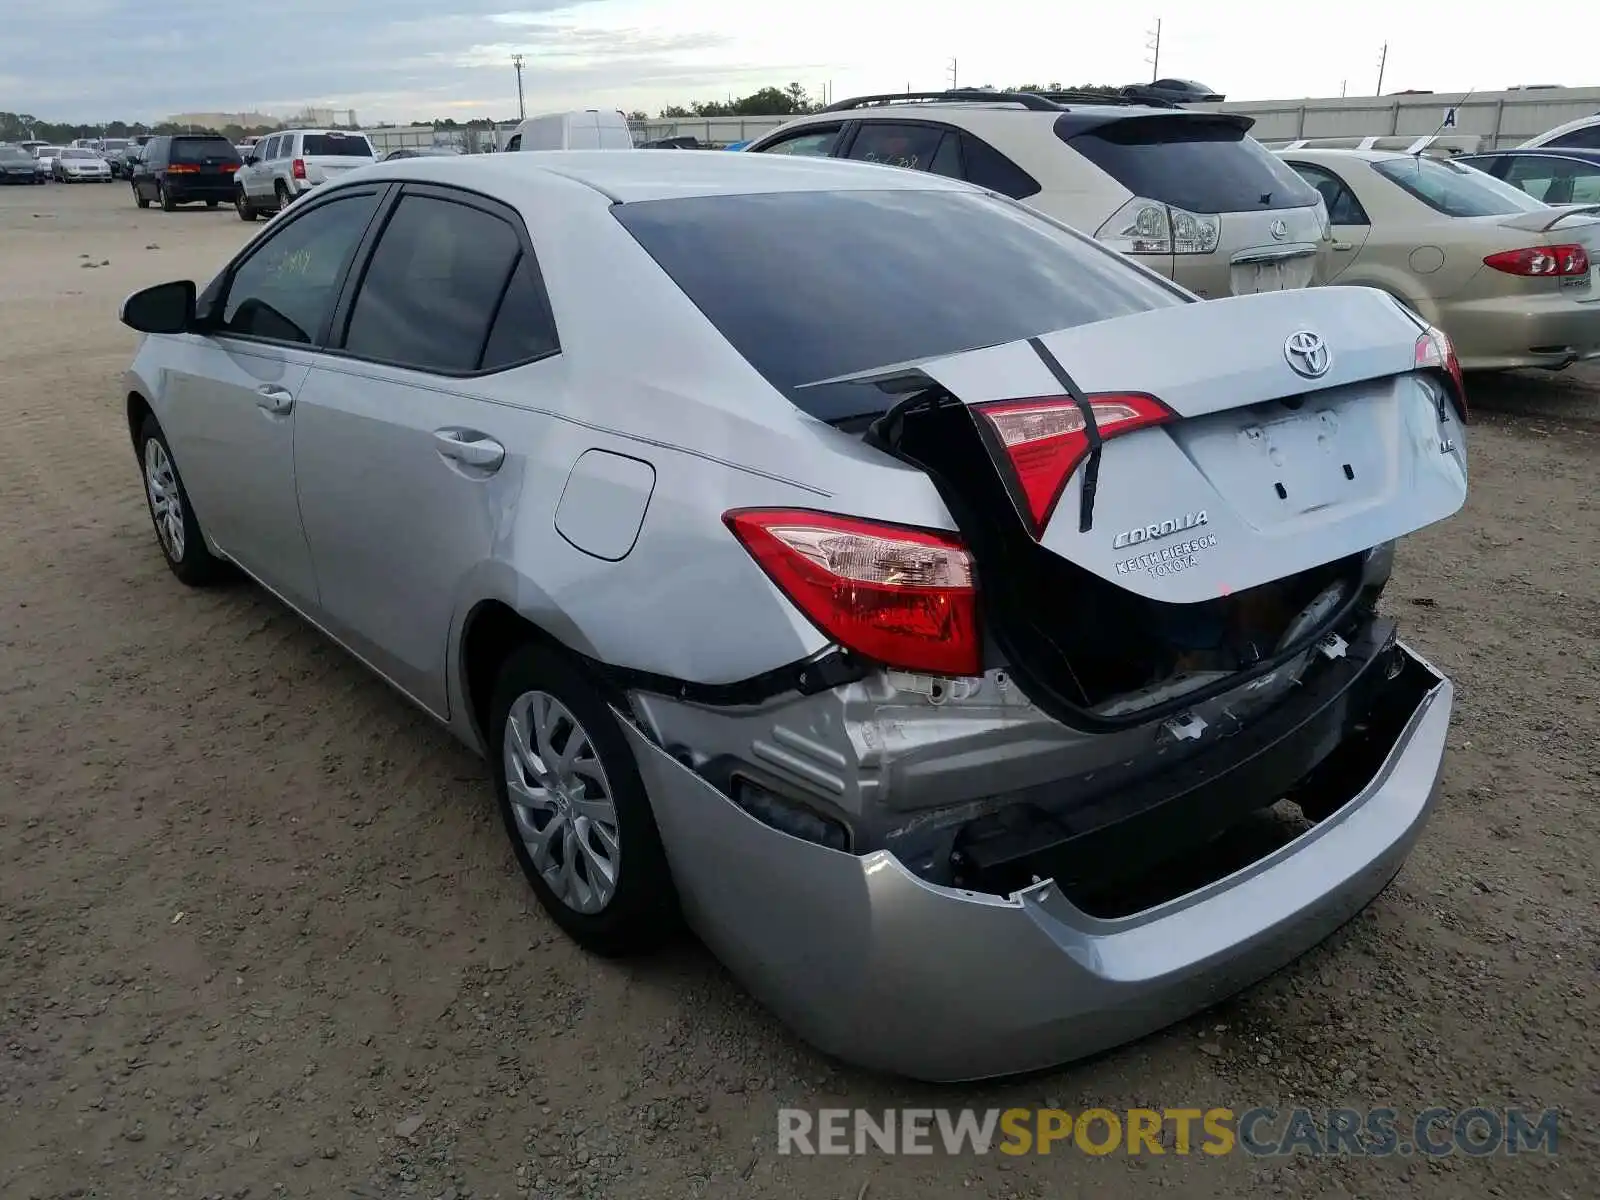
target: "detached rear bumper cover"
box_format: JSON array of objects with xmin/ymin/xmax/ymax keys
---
[{"xmin": 619, "ymin": 642, "xmax": 1451, "ymax": 1083}]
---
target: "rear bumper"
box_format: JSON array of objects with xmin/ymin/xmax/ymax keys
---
[
  {"xmin": 1444, "ymin": 289, "xmax": 1600, "ymax": 370},
  {"xmin": 162, "ymin": 177, "xmax": 236, "ymax": 201},
  {"xmin": 621, "ymin": 641, "xmax": 1451, "ymax": 1082}
]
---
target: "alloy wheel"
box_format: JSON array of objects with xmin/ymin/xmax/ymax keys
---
[
  {"xmin": 503, "ymin": 689, "xmax": 621, "ymax": 914},
  {"xmin": 143, "ymin": 438, "xmax": 185, "ymax": 562}
]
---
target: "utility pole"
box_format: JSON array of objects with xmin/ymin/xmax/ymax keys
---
[
  {"xmin": 1340, "ymin": 79, "xmax": 1347, "ymax": 97},
  {"xmin": 1146, "ymin": 18, "xmax": 1162, "ymax": 82},
  {"xmin": 947, "ymin": 58, "xmax": 958, "ymax": 90},
  {"xmin": 1375, "ymin": 42, "xmax": 1387, "ymax": 96},
  {"xmin": 511, "ymin": 53, "xmax": 526, "ymax": 121}
]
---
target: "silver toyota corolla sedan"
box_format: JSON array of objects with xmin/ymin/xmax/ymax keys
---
[{"xmin": 118, "ymin": 150, "xmax": 1468, "ymax": 1082}]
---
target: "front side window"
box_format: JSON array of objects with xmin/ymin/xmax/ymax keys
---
[
  {"xmin": 1372, "ymin": 155, "xmax": 1545, "ymax": 217},
  {"xmin": 219, "ymin": 192, "xmax": 380, "ymax": 344},
  {"xmin": 341, "ymin": 193, "xmax": 532, "ymax": 372},
  {"xmin": 614, "ymin": 188, "xmax": 1187, "ymax": 424}
]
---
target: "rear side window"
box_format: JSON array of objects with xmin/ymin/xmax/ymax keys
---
[
  {"xmin": 846, "ymin": 123, "xmax": 948, "ymax": 172},
  {"xmin": 170, "ymin": 137, "xmax": 236, "ymax": 164},
  {"xmin": 614, "ymin": 189, "xmax": 1186, "ymax": 424},
  {"xmin": 1371, "ymin": 156, "xmax": 1545, "ymax": 217},
  {"xmin": 1063, "ymin": 115, "xmax": 1318, "ymax": 213},
  {"xmin": 303, "ymin": 133, "xmax": 373, "ymax": 157},
  {"xmin": 1547, "ymin": 125, "xmax": 1600, "ymax": 150},
  {"xmin": 343, "ymin": 193, "xmax": 547, "ymax": 373}
]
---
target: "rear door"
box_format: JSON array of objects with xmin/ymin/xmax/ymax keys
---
[
  {"xmin": 299, "ymin": 131, "xmax": 375, "ymax": 184},
  {"xmin": 1285, "ymin": 160, "xmax": 1371, "ymax": 281},
  {"xmin": 291, "ymin": 185, "xmax": 562, "ymax": 714},
  {"xmin": 1065, "ymin": 113, "xmax": 1327, "ymax": 298}
]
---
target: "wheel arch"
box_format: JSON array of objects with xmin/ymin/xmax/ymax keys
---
[{"xmin": 126, "ymin": 390, "xmax": 154, "ymax": 449}]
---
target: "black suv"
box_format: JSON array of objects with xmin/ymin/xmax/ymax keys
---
[{"xmin": 131, "ymin": 135, "xmax": 241, "ymax": 211}]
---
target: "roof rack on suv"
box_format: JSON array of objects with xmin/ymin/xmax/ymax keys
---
[
  {"xmin": 820, "ymin": 89, "xmax": 1066, "ymax": 113},
  {"xmin": 819, "ymin": 87, "xmax": 1186, "ymax": 114}
]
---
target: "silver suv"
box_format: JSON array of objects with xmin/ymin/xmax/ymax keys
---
[
  {"xmin": 744, "ymin": 89, "xmax": 1333, "ymax": 299},
  {"xmin": 234, "ymin": 128, "xmax": 375, "ymax": 221}
]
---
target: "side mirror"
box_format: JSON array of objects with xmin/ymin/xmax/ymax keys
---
[
  {"xmin": 120, "ymin": 280, "xmax": 197, "ymax": 335},
  {"xmin": 243, "ymin": 154, "xmax": 257, "ymax": 165}
]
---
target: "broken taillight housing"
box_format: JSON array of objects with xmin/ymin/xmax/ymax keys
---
[
  {"xmin": 723, "ymin": 509, "xmax": 981, "ymax": 677},
  {"xmin": 1413, "ymin": 326, "xmax": 1467, "ymax": 420},
  {"xmin": 972, "ymin": 392, "xmax": 1176, "ymax": 535}
]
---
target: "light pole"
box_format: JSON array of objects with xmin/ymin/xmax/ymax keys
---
[{"xmin": 511, "ymin": 54, "xmax": 526, "ymax": 121}]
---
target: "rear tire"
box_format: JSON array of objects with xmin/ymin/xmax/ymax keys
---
[
  {"xmin": 274, "ymin": 181, "xmax": 291, "ymax": 212},
  {"xmin": 134, "ymin": 184, "xmax": 149, "ymax": 209},
  {"xmin": 489, "ymin": 644, "xmax": 681, "ymax": 957},
  {"xmin": 158, "ymin": 182, "xmax": 176, "ymax": 212},
  {"xmin": 135, "ymin": 413, "xmax": 231, "ymax": 587}
]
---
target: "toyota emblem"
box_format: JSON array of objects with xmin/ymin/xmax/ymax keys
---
[
  {"xmin": 1284, "ymin": 330, "xmax": 1331, "ymax": 378},
  {"xmin": 1270, "ymin": 219, "xmax": 1289, "ymax": 241}
]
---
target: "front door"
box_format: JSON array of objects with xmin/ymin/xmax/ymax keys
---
[{"xmin": 169, "ymin": 185, "xmax": 386, "ymax": 607}]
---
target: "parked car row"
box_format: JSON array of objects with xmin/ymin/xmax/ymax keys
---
[{"xmin": 735, "ymin": 90, "xmax": 1600, "ymax": 373}]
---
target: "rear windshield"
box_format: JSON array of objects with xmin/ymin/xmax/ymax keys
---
[
  {"xmin": 170, "ymin": 137, "xmax": 238, "ymax": 164},
  {"xmin": 302, "ymin": 133, "xmax": 373, "ymax": 157},
  {"xmin": 1064, "ymin": 114, "xmax": 1319, "ymax": 214},
  {"xmin": 614, "ymin": 188, "xmax": 1187, "ymax": 424},
  {"xmin": 1371, "ymin": 155, "xmax": 1546, "ymax": 217}
]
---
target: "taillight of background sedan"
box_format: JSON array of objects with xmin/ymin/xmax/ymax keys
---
[{"xmin": 116, "ymin": 150, "xmax": 1467, "ymax": 1082}]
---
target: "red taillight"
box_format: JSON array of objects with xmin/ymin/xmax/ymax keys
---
[
  {"xmin": 723, "ymin": 509, "xmax": 981, "ymax": 677},
  {"xmin": 972, "ymin": 393, "xmax": 1174, "ymax": 535},
  {"xmin": 292, "ymin": 158, "xmax": 307, "ymax": 180},
  {"xmin": 1482, "ymin": 244, "xmax": 1589, "ymax": 277},
  {"xmin": 1414, "ymin": 327, "xmax": 1468, "ymax": 420},
  {"xmin": 165, "ymin": 164, "xmax": 198, "ymax": 174}
]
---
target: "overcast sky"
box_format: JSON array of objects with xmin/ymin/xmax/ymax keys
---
[{"xmin": 6, "ymin": 0, "xmax": 1598, "ymax": 124}]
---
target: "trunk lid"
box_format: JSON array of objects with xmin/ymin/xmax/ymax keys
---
[{"xmin": 831, "ymin": 286, "xmax": 1467, "ymax": 605}]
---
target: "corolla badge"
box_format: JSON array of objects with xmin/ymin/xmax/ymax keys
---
[
  {"xmin": 1112, "ymin": 511, "xmax": 1208, "ymax": 550},
  {"xmin": 1269, "ymin": 218, "xmax": 1289, "ymax": 241},
  {"xmin": 1284, "ymin": 329, "xmax": 1331, "ymax": 379}
]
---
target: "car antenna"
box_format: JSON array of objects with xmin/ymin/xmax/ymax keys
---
[{"xmin": 1416, "ymin": 86, "xmax": 1475, "ymax": 167}]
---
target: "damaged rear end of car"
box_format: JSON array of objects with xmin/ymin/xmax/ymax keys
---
[{"xmin": 607, "ymin": 182, "xmax": 1467, "ymax": 1082}]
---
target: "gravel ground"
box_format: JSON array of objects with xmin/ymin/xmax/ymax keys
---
[{"xmin": 1, "ymin": 181, "xmax": 1596, "ymax": 1200}]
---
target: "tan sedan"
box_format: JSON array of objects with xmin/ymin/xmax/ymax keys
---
[{"xmin": 1278, "ymin": 148, "xmax": 1600, "ymax": 371}]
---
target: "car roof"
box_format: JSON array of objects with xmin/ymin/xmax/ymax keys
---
[
  {"xmin": 1463, "ymin": 146, "xmax": 1600, "ymax": 163},
  {"xmin": 1275, "ymin": 147, "xmax": 1429, "ymax": 164},
  {"xmin": 371, "ymin": 148, "xmax": 981, "ymax": 203}
]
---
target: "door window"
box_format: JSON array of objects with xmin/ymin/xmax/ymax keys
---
[
  {"xmin": 1287, "ymin": 162, "xmax": 1369, "ymax": 224},
  {"xmin": 845, "ymin": 123, "xmax": 948, "ymax": 172},
  {"xmin": 218, "ymin": 191, "xmax": 381, "ymax": 344},
  {"xmin": 754, "ymin": 126, "xmax": 843, "ymax": 157},
  {"xmin": 1503, "ymin": 155, "xmax": 1600, "ymax": 205},
  {"xmin": 341, "ymin": 193, "xmax": 536, "ymax": 373}
]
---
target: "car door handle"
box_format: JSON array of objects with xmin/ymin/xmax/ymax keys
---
[
  {"xmin": 433, "ymin": 429, "xmax": 505, "ymax": 471},
  {"xmin": 255, "ymin": 385, "xmax": 294, "ymax": 414},
  {"xmin": 1332, "ymin": 240, "xmax": 1355, "ymax": 252}
]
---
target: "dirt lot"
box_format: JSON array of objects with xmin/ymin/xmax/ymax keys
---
[{"xmin": 1, "ymin": 180, "xmax": 1596, "ymax": 1200}]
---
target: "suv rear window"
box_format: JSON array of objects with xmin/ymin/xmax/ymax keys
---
[
  {"xmin": 1371, "ymin": 155, "xmax": 1545, "ymax": 217},
  {"xmin": 614, "ymin": 188, "xmax": 1185, "ymax": 424},
  {"xmin": 1063, "ymin": 114, "xmax": 1318, "ymax": 214},
  {"xmin": 302, "ymin": 133, "xmax": 373, "ymax": 157},
  {"xmin": 169, "ymin": 137, "xmax": 238, "ymax": 164}
]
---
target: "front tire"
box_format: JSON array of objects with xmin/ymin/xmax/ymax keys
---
[
  {"xmin": 235, "ymin": 187, "xmax": 257, "ymax": 221},
  {"xmin": 490, "ymin": 645, "xmax": 680, "ymax": 956},
  {"xmin": 136, "ymin": 414, "xmax": 230, "ymax": 587}
]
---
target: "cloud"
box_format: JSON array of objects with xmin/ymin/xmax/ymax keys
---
[{"xmin": 4, "ymin": 0, "xmax": 836, "ymax": 124}]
